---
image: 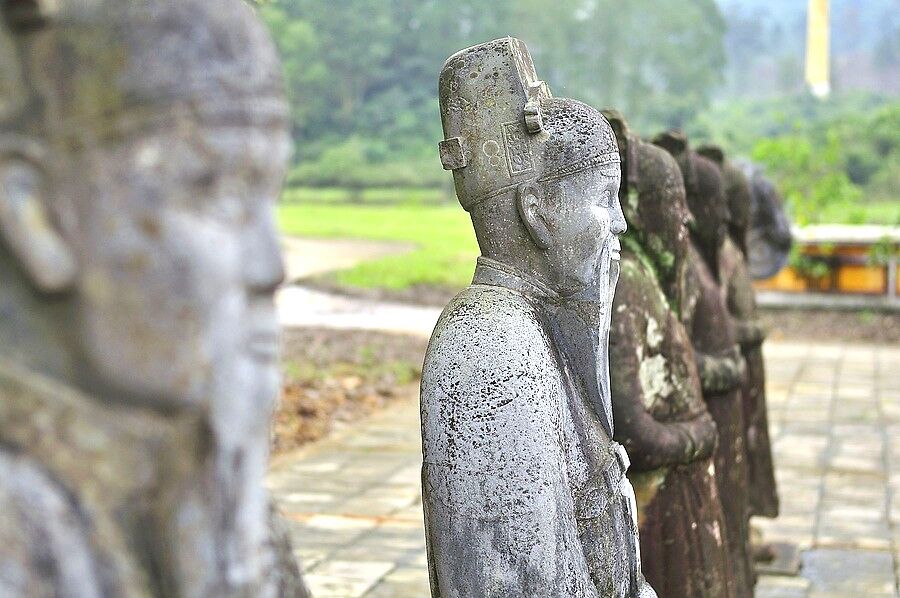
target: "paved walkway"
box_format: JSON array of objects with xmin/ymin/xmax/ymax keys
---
[{"xmin": 268, "ymin": 338, "xmax": 900, "ymax": 597}]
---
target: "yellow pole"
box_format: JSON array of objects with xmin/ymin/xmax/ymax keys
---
[{"xmin": 805, "ymin": 0, "xmax": 830, "ymax": 97}]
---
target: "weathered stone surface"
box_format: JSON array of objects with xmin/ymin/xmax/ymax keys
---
[
  {"xmin": 604, "ymin": 111, "xmax": 737, "ymax": 597},
  {"xmin": 736, "ymin": 161, "xmax": 794, "ymax": 280},
  {"xmin": 702, "ymin": 146, "xmax": 780, "ymax": 520},
  {"xmin": 654, "ymin": 131, "xmax": 755, "ymax": 598},
  {"xmin": 0, "ymin": 1, "xmax": 307, "ymax": 595},
  {"xmin": 422, "ymin": 38, "xmax": 655, "ymax": 597}
]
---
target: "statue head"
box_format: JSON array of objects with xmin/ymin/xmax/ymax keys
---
[
  {"xmin": 698, "ymin": 144, "xmax": 752, "ymax": 252},
  {"xmin": 438, "ymin": 38, "xmax": 625, "ymax": 297},
  {"xmin": 739, "ymin": 161, "xmax": 793, "ymax": 278},
  {"xmin": 0, "ymin": 0, "xmax": 292, "ymax": 415},
  {"xmin": 603, "ymin": 112, "xmax": 691, "ymax": 283},
  {"xmin": 654, "ymin": 130, "xmax": 727, "ymax": 258}
]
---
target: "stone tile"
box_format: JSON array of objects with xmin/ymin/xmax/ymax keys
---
[
  {"xmin": 755, "ymin": 574, "xmax": 811, "ymax": 598},
  {"xmin": 305, "ymin": 560, "xmax": 395, "ymax": 597},
  {"xmin": 801, "ymin": 548, "xmax": 896, "ymax": 594},
  {"xmin": 269, "ymin": 340, "xmax": 900, "ymax": 595}
]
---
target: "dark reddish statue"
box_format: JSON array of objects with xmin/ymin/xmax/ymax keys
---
[
  {"xmin": 653, "ymin": 131, "xmax": 754, "ymax": 598},
  {"xmin": 604, "ymin": 112, "xmax": 736, "ymax": 598},
  {"xmin": 699, "ymin": 146, "xmax": 779, "ymax": 521}
]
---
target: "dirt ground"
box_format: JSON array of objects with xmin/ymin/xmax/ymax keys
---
[
  {"xmin": 272, "ymin": 305, "xmax": 898, "ymax": 455},
  {"xmin": 301, "ymin": 275, "xmax": 460, "ymax": 308},
  {"xmin": 272, "ymin": 327, "xmax": 427, "ymax": 454},
  {"xmin": 760, "ymin": 307, "xmax": 900, "ymax": 344},
  {"xmin": 304, "ymin": 279, "xmax": 900, "ymax": 345}
]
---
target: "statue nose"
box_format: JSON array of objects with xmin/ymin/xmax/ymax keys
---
[{"xmin": 243, "ymin": 212, "xmax": 285, "ymax": 293}]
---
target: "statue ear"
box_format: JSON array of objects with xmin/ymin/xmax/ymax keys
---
[
  {"xmin": 516, "ymin": 182, "xmax": 552, "ymax": 250},
  {"xmin": 0, "ymin": 139, "xmax": 77, "ymax": 293},
  {"xmin": 697, "ymin": 144, "xmax": 725, "ymax": 167}
]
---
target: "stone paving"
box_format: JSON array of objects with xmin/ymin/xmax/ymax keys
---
[{"xmin": 268, "ymin": 338, "xmax": 900, "ymax": 598}]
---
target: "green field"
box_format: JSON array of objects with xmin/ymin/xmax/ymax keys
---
[
  {"xmin": 280, "ymin": 186, "xmax": 452, "ymax": 206},
  {"xmin": 278, "ymin": 196, "xmax": 899, "ymax": 294},
  {"xmin": 816, "ymin": 200, "xmax": 900, "ymax": 226},
  {"xmin": 278, "ymin": 203, "xmax": 478, "ymax": 291}
]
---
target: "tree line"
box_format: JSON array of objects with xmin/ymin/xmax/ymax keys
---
[{"xmin": 261, "ymin": 0, "xmax": 725, "ymax": 188}]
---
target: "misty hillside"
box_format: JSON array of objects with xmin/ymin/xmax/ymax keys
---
[{"xmin": 717, "ymin": 0, "xmax": 900, "ymax": 96}]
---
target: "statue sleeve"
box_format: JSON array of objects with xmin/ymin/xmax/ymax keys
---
[
  {"xmin": 421, "ymin": 298, "xmax": 599, "ymax": 597},
  {"xmin": 609, "ymin": 286, "xmax": 718, "ymax": 471},
  {"xmin": 0, "ymin": 451, "xmax": 103, "ymax": 598},
  {"xmin": 695, "ymin": 346, "xmax": 747, "ymax": 394}
]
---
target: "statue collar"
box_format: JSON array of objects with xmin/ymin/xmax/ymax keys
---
[
  {"xmin": 0, "ymin": 360, "xmax": 207, "ymax": 592},
  {"xmin": 472, "ymin": 256, "xmax": 559, "ymax": 299}
]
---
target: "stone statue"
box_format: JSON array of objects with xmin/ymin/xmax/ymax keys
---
[
  {"xmin": 603, "ymin": 111, "xmax": 737, "ymax": 597},
  {"xmin": 700, "ymin": 146, "xmax": 780, "ymax": 521},
  {"xmin": 653, "ymin": 131, "xmax": 754, "ymax": 598},
  {"xmin": 0, "ymin": 1, "xmax": 308, "ymax": 596},
  {"xmin": 737, "ymin": 161, "xmax": 793, "ymax": 280},
  {"xmin": 422, "ymin": 37, "xmax": 656, "ymax": 597}
]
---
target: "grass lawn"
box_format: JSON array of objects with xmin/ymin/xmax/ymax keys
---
[
  {"xmin": 277, "ymin": 194, "xmax": 898, "ymax": 294},
  {"xmin": 815, "ymin": 200, "xmax": 900, "ymax": 226},
  {"xmin": 278, "ymin": 203, "xmax": 479, "ymax": 291},
  {"xmin": 280, "ymin": 186, "xmax": 452, "ymax": 205}
]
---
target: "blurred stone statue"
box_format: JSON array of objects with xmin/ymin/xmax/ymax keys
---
[
  {"xmin": 422, "ymin": 38, "xmax": 655, "ymax": 597},
  {"xmin": 654, "ymin": 131, "xmax": 754, "ymax": 598},
  {"xmin": 699, "ymin": 146, "xmax": 779, "ymax": 521},
  {"xmin": 737, "ymin": 161, "xmax": 793, "ymax": 280},
  {"xmin": 0, "ymin": 0, "xmax": 308, "ymax": 596},
  {"xmin": 603, "ymin": 111, "xmax": 736, "ymax": 597}
]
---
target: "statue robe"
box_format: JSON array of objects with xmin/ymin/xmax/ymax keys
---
[
  {"xmin": 0, "ymin": 361, "xmax": 307, "ymax": 598},
  {"xmin": 720, "ymin": 235, "xmax": 779, "ymax": 518},
  {"xmin": 421, "ymin": 257, "xmax": 655, "ymax": 598},
  {"xmin": 680, "ymin": 243, "xmax": 754, "ymax": 598},
  {"xmin": 611, "ymin": 251, "xmax": 736, "ymax": 598}
]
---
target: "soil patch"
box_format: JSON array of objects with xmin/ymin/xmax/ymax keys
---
[
  {"xmin": 760, "ymin": 308, "xmax": 900, "ymax": 344},
  {"xmin": 272, "ymin": 327, "xmax": 428, "ymax": 454},
  {"xmin": 300, "ymin": 275, "xmax": 460, "ymax": 307},
  {"xmin": 298, "ymin": 279, "xmax": 900, "ymax": 345}
]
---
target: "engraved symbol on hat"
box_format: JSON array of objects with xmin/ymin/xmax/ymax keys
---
[
  {"xmin": 501, "ymin": 122, "xmax": 536, "ymax": 176},
  {"xmin": 482, "ymin": 140, "xmax": 503, "ymax": 169}
]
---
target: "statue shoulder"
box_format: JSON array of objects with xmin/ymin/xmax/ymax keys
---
[
  {"xmin": 421, "ymin": 285, "xmax": 566, "ymax": 471},
  {"xmin": 615, "ymin": 253, "xmax": 669, "ymax": 318},
  {"xmin": 426, "ymin": 284, "xmax": 554, "ymax": 371},
  {"xmin": 0, "ymin": 450, "xmax": 103, "ymax": 597}
]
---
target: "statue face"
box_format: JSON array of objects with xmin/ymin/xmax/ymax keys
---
[
  {"xmin": 544, "ymin": 166, "xmax": 625, "ymax": 296},
  {"xmin": 687, "ymin": 155, "xmax": 729, "ymax": 250},
  {"xmin": 62, "ymin": 119, "xmax": 292, "ymax": 411},
  {"xmin": 640, "ymin": 176, "xmax": 693, "ymax": 271}
]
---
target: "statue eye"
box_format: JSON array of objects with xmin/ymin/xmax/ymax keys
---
[{"xmin": 598, "ymin": 190, "xmax": 611, "ymax": 208}]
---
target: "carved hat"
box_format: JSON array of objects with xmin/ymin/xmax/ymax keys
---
[
  {"xmin": 438, "ymin": 37, "xmax": 619, "ymax": 212},
  {"xmin": 1, "ymin": 0, "xmax": 287, "ymax": 140}
]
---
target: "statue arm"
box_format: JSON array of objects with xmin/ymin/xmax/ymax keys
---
[
  {"xmin": 694, "ymin": 345, "xmax": 747, "ymax": 394},
  {"xmin": 610, "ymin": 316, "xmax": 718, "ymax": 472},
  {"xmin": 733, "ymin": 318, "xmax": 767, "ymax": 347}
]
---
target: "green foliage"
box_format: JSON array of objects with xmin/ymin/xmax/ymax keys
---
[
  {"xmin": 721, "ymin": 98, "xmax": 900, "ymax": 226},
  {"xmin": 788, "ymin": 245, "xmax": 832, "ymax": 283},
  {"xmin": 285, "ymin": 137, "xmax": 447, "ymax": 189},
  {"xmin": 868, "ymin": 236, "xmax": 900, "ymax": 267},
  {"xmin": 261, "ymin": 0, "xmax": 727, "ymax": 187},
  {"xmin": 751, "ymin": 132, "xmax": 863, "ymax": 226}
]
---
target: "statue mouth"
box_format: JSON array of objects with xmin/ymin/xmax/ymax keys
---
[
  {"xmin": 248, "ymin": 333, "xmax": 279, "ymax": 361},
  {"xmin": 610, "ymin": 237, "xmax": 622, "ymax": 262}
]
